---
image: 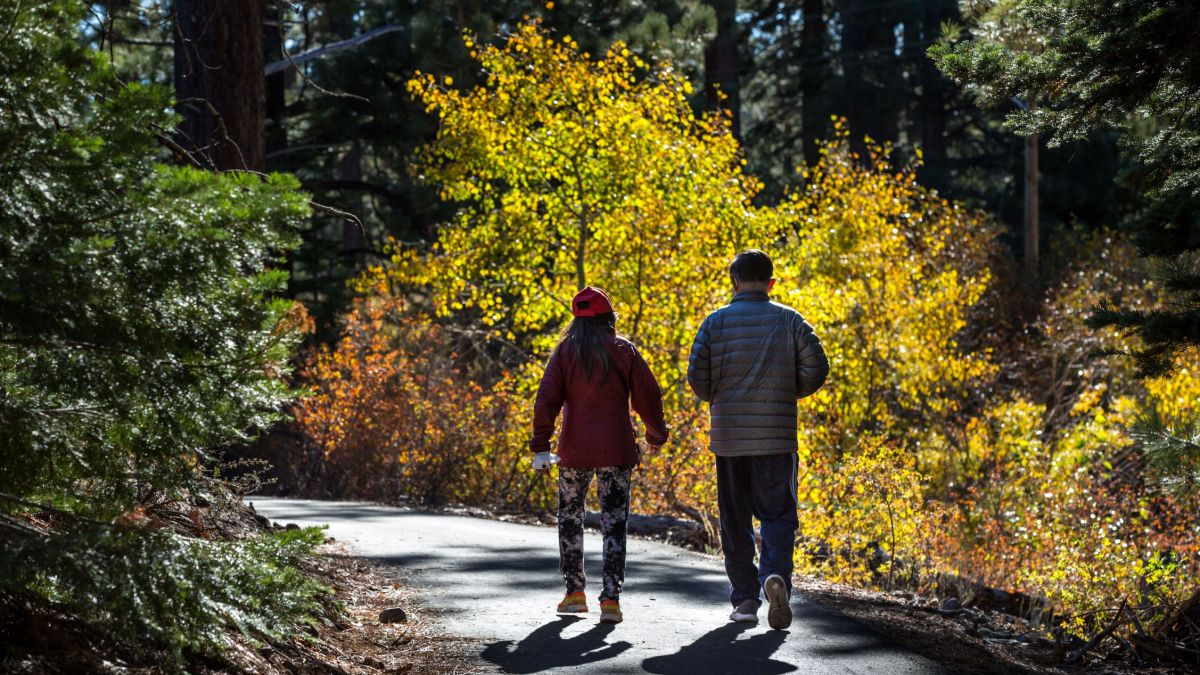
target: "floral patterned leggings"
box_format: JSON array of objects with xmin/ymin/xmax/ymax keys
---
[{"xmin": 557, "ymin": 465, "xmax": 632, "ymax": 601}]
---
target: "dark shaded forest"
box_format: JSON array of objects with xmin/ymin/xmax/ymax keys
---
[{"xmin": 89, "ymin": 0, "xmax": 1128, "ymax": 330}]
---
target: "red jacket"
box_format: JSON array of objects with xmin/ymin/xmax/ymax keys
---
[{"xmin": 530, "ymin": 336, "xmax": 669, "ymax": 468}]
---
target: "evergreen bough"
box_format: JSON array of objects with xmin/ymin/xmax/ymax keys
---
[
  {"xmin": 930, "ymin": 0, "xmax": 1200, "ymax": 376},
  {"xmin": 1, "ymin": 0, "xmax": 322, "ymax": 665}
]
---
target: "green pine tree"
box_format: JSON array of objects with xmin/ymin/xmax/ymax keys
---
[{"xmin": 1, "ymin": 1, "xmax": 325, "ymax": 664}]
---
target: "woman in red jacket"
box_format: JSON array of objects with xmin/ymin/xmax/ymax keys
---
[{"xmin": 530, "ymin": 286, "xmax": 669, "ymax": 624}]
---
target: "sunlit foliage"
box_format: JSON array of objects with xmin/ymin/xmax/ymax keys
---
[
  {"xmin": 0, "ymin": 1, "xmax": 310, "ymax": 512},
  {"xmin": 293, "ymin": 275, "xmax": 553, "ymax": 508},
  {"xmin": 324, "ymin": 23, "xmax": 1001, "ymax": 531},
  {"xmin": 932, "ymin": 0, "xmax": 1200, "ymax": 500},
  {"xmin": 796, "ymin": 440, "xmax": 932, "ymax": 590},
  {"xmin": 399, "ymin": 21, "xmax": 777, "ymax": 516},
  {"xmin": 919, "ymin": 238, "xmax": 1200, "ymax": 637},
  {"xmin": 298, "ymin": 21, "xmax": 1200, "ymax": 641},
  {"xmin": 775, "ymin": 121, "xmax": 998, "ymax": 462},
  {"xmin": 405, "ymin": 21, "xmax": 770, "ymax": 376}
]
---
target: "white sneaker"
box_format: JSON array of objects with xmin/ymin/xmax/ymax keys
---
[
  {"xmin": 729, "ymin": 599, "xmax": 760, "ymax": 623},
  {"xmin": 764, "ymin": 574, "xmax": 792, "ymax": 630}
]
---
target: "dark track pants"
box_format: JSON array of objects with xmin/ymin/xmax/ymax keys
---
[{"xmin": 715, "ymin": 452, "xmax": 799, "ymax": 608}]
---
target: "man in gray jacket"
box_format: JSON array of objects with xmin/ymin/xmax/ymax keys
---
[{"xmin": 687, "ymin": 249, "xmax": 829, "ymax": 630}]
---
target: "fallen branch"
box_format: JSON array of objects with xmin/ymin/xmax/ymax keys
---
[
  {"xmin": 582, "ymin": 510, "xmax": 704, "ymax": 547},
  {"xmin": 1066, "ymin": 599, "xmax": 1128, "ymax": 664},
  {"xmin": 669, "ymin": 497, "xmax": 719, "ymax": 544}
]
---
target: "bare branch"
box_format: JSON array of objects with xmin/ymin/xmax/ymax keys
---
[
  {"xmin": 264, "ymin": 23, "xmax": 405, "ymax": 76},
  {"xmin": 1067, "ymin": 600, "xmax": 1129, "ymax": 664},
  {"xmin": 309, "ymin": 200, "xmax": 364, "ymax": 231}
]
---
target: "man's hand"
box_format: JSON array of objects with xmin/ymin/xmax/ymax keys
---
[{"xmin": 532, "ymin": 451, "xmax": 559, "ymax": 474}]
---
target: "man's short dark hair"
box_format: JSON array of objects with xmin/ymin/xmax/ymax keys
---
[{"xmin": 729, "ymin": 249, "xmax": 773, "ymax": 284}]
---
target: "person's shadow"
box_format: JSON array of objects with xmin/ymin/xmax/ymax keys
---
[
  {"xmin": 481, "ymin": 615, "xmax": 632, "ymax": 673},
  {"xmin": 641, "ymin": 622, "xmax": 794, "ymax": 675}
]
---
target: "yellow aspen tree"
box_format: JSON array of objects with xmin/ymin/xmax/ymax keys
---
[
  {"xmin": 776, "ymin": 120, "xmax": 999, "ymax": 465},
  {"xmin": 405, "ymin": 21, "xmax": 776, "ymax": 519},
  {"xmin": 406, "ymin": 21, "xmax": 773, "ymax": 398}
]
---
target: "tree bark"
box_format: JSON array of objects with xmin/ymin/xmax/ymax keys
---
[
  {"xmin": 576, "ymin": 216, "xmax": 587, "ymax": 290},
  {"xmin": 1024, "ymin": 131, "xmax": 1039, "ymax": 273},
  {"xmin": 261, "ymin": 0, "xmax": 293, "ymax": 295},
  {"xmin": 340, "ymin": 143, "xmax": 368, "ymax": 264},
  {"xmin": 836, "ymin": 0, "xmax": 900, "ymax": 146},
  {"xmin": 800, "ymin": 0, "xmax": 827, "ymax": 169},
  {"xmin": 704, "ymin": 0, "xmax": 741, "ymax": 138},
  {"xmin": 263, "ymin": 0, "xmax": 287, "ymax": 163},
  {"xmin": 914, "ymin": 0, "xmax": 955, "ymax": 189},
  {"xmin": 173, "ymin": 0, "xmax": 266, "ymax": 172}
]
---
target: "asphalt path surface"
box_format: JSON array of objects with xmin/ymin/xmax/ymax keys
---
[{"xmin": 251, "ymin": 498, "xmax": 946, "ymax": 674}]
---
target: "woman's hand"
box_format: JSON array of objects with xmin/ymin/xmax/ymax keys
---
[{"xmin": 532, "ymin": 451, "xmax": 559, "ymax": 473}]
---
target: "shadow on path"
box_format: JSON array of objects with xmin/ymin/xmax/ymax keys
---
[
  {"xmin": 481, "ymin": 616, "xmax": 631, "ymax": 673},
  {"xmin": 251, "ymin": 500, "xmax": 948, "ymax": 674},
  {"xmin": 641, "ymin": 622, "xmax": 794, "ymax": 675}
]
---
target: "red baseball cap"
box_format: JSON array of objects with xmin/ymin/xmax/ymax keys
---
[{"xmin": 571, "ymin": 287, "xmax": 614, "ymax": 317}]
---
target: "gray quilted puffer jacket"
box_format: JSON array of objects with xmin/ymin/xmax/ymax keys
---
[{"xmin": 687, "ymin": 290, "xmax": 830, "ymax": 456}]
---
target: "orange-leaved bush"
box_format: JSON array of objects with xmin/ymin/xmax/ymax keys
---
[
  {"xmin": 919, "ymin": 235, "xmax": 1200, "ymax": 638},
  {"xmin": 292, "ymin": 276, "xmax": 552, "ymax": 509}
]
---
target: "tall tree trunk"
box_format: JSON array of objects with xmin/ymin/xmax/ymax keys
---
[
  {"xmin": 704, "ymin": 0, "xmax": 740, "ymax": 138},
  {"xmin": 800, "ymin": 0, "xmax": 827, "ymax": 169},
  {"xmin": 914, "ymin": 0, "xmax": 954, "ymax": 189},
  {"xmin": 173, "ymin": 0, "xmax": 265, "ymax": 172},
  {"xmin": 322, "ymin": 0, "xmax": 369, "ymax": 266},
  {"xmin": 836, "ymin": 0, "xmax": 900, "ymax": 146},
  {"xmin": 1024, "ymin": 131, "xmax": 1039, "ymax": 273},
  {"xmin": 263, "ymin": 0, "xmax": 287, "ymax": 164},
  {"xmin": 340, "ymin": 144, "xmax": 368, "ymax": 265},
  {"xmin": 262, "ymin": 1, "xmax": 295, "ymax": 294}
]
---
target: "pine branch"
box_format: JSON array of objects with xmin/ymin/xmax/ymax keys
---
[{"xmin": 1131, "ymin": 410, "xmax": 1200, "ymax": 496}]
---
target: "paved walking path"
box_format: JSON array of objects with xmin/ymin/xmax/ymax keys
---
[{"xmin": 251, "ymin": 498, "xmax": 946, "ymax": 674}]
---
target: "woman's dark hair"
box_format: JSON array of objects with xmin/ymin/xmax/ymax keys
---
[{"xmin": 556, "ymin": 312, "xmax": 617, "ymax": 381}]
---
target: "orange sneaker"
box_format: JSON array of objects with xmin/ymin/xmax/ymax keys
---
[
  {"xmin": 557, "ymin": 592, "xmax": 588, "ymax": 613},
  {"xmin": 599, "ymin": 599, "xmax": 623, "ymax": 624}
]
